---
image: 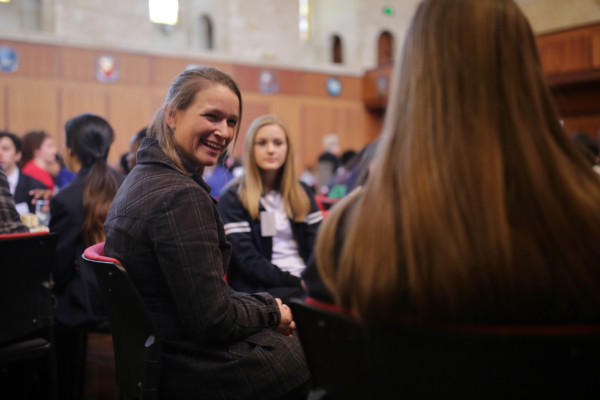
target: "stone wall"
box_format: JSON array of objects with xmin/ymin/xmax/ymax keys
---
[{"xmin": 1, "ymin": 0, "xmax": 600, "ymax": 71}]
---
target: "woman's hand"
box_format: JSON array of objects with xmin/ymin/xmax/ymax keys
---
[{"xmin": 275, "ymin": 298, "xmax": 296, "ymax": 336}]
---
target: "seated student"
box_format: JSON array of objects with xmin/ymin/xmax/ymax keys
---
[
  {"xmin": 104, "ymin": 67, "xmax": 310, "ymax": 399},
  {"xmin": 0, "ymin": 164, "xmax": 29, "ymax": 234},
  {"xmin": 0, "ymin": 131, "xmax": 47, "ymax": 214},
  {"xmin": 20, "ymin": 130, "xmax": 57, "ymax": 193},
  {"xmin": 309, "ymin": 0, "xmax": 600, "ymax": 325},
  {"xmin": 51, "ymin": 113, "xmax": 122, "ymax": 326},
  {"xmin": 50, "ymin": 113, "xmax": 123, "ymax": 399},
  {"xmin": 219, "ymin": 114, "xmax": 323, "ymax": 303}
]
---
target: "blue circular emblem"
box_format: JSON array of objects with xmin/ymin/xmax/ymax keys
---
[
  {"xmin": 326, "ymin": 77, "xmax": 342, "ymax": 97},
  {"xmin": 0, "ymin": 47, "xmax": 19, "ymax": 73},
  {"xmin": 259, "ymin": 70, "xmax": 279, "ymax": 94}
]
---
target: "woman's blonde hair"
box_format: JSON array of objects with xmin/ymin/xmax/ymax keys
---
[
  {"xmin": 317, "ymin": 0, "xmax": 600, "ymax": 324},
  {"xmin": 238, "ymin": 114, "xmax": 310, "ymax": 222},
  {"xmin": 148, "ymin": 66, "xmax": 242, "ymax": 175}
]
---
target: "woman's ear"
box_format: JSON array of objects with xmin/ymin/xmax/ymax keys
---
[{"xmin": 165, "ymin": 104, "xmax": 176, "ymax": 130}]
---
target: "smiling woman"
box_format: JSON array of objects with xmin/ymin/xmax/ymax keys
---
[
  {"xmin": 168, "ymin": 83, "xmax": 239, "ymax": 170},
  {"xmin": 103, "ymin": 67, "xmax": 310, "ymax": 400}
]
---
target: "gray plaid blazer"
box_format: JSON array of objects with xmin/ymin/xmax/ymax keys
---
[
  {"xmin": 0, "ymin": 165, "xmax": 28, "ymax": 234},
  {"xmin": 104, "ymin": 138, "xmax": 309, "ymax": 399}
]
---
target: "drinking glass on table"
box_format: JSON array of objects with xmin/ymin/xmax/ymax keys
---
[{"xmin": 35, "ymin": 199, "xmax": 50, "ymax": 227}]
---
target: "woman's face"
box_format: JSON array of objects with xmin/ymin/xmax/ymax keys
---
[
  {"xmin": 253, "ymin": 123, "xmax": 288, "ymax": 173},
  {"xmin": 170, "ymin": 84, "xmax": 239, "ymax": 170},
  {"xmin": 36, "ymin": 137, "xmax": 57, "ymax": 166}
]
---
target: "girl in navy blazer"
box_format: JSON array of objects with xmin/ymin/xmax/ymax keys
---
[{"xmin": 218, "ymin": 114, "xmax": 323, "ymax": 302}]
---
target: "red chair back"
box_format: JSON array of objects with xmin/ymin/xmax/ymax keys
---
[{"xmin": 81, "ymin": 242, "xmax": 161, "ymax": 400}]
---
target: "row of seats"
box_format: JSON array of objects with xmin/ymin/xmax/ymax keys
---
[{"xmin": 4, "ymin": 233, "xmax": 600, "ymax": 399}]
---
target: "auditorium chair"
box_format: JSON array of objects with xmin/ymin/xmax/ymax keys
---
[
  {"xmin": 0, "ymin": 232, "xmax": 58, "ymax": 400},
  {"xmin": 81, "ymin": 242, "xmax": 162, "ymax": 400},
  {"xmin": 290, "ymin": 297, "xmax": 600, "ymax": 399}
]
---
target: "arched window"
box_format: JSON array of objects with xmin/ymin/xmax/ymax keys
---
[
  {"xmin": 377, "ymin": 31, "xmax": 394, "ymax": 65},
  {"xmin": 332, "ymin": 35, "xmax": 343, "ymax": 64},
  {"xmin": 199, "ymin": 14, "xmax": 214, "ymax": 50}
]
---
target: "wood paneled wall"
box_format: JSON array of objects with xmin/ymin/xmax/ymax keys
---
[
  {"xmin": 536, "ymin": 23, "xmax": 600, "ymax": 139},
  {"xmin": 362, "ymin": 22, "xmax": 600, "ymax": 142},
  {"xmin": 0, "ymin": 39, "xmax": 381, "ymax": 171}
]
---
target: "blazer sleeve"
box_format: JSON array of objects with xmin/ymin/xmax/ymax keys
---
[
  {"xmin": 152, "ymin": 185, "xmax": 281, "ymax": 343},
  {"xmin": 218, "ymin": 187, "xmax": 302, "ymax": 288}
]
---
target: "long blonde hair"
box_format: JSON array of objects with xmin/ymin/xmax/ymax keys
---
[
  {"xmin": 148, "ymin": 66, "xmax": 243, "ymax": 175},
  {"xmin": 317, "ymin": 0, "xmax": 600, "ymax": 324},
  {"xmin": 238, "ymin": 114, "xmax": 310, "ymax": 222}
]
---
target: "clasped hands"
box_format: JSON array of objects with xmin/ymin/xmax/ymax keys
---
[{"xmin": 275, "ymin": 298, "xmax": 296, "ymax": 336}]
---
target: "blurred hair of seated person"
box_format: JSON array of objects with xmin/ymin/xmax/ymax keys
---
[
  {"xmin": 0, "ymin": 164, "xmax": 29, "ymax": 234},
  {"xmin": 19, "ymin": 130, "xmax": 58, "ymax": 192},
  {"xmin": 308, "ymin": 0, "xmax": 600, "ymax": 325},
  {"xmin": 117, "ymin": 152, "xmax": 130, "ymax": 175},
  {"xmin": 0, "ymin": 131, "xmax": 47, "ymax": 214},
  {"xmin": 219, "ymin": 114, "xmax": 323, "ymax": 303},
  {"xmin": 570, "ymin": 132, "xmax": 600, "ymax": 174},
  {"xmin": 104, "ymin": 67, "xmax": 309, "ymax": 400},
  {"xmin": 126, "ymin": 126, "xmax": 147, "ymax": 173}
]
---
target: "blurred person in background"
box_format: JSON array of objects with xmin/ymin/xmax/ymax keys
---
[
  {"xmin": 126, "ymin": 126, "xmax": 148, "ymax": 172},
  {"xmin": 315, "ymin": 133, "xmax": 341, "ymax": 193},
  {"xmin": 20, "ymin": 130, "xmax": 58, "ymax": 192},
  {"xmin": 0, "ymin": 164, "xmax": 29, "ymax": 234},
  {"xmin": 50, "ymin": 113, "xmax": 122, "ymax": 399},
  {"xmin": 0, "ymin": 131, "xmax": 47, "ymax": 214}
]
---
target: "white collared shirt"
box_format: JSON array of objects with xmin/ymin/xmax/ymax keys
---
[
  {"xmin": 261, "ymin": 190, "xmax": 306, "ymax": 277},
  {"xmin": 6, "ymin": 168, "xmax": 18, "ymax": 195}
]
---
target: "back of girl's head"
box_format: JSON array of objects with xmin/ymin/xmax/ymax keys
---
[
  {"xmin": 65, "ymin": 113, "xmax": 120, "ymax": 246},
  {"xmin": 317, "ymin": 0, "xmax": 600, "ymax": 324},
  {"xmin": 149, "ymin": 66, "xmax": 242, "ymax": 174},
  {"xmin": 65, "ymin": 113, "xmax": 114, "ymax": 167},
  {"xmin": 20, "ymin": 130, "xmax": 49, "ymax": 167}
]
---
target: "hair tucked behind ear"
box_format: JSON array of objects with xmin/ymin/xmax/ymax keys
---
[{"xmin": 65, "ymin": 113, "xmax": 120, "ymax": 246}]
